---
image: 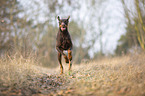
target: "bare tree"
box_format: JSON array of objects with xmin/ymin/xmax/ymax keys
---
[{"xmin": 135, "ymin": 0, "xmax": 145, "ymax": 50}]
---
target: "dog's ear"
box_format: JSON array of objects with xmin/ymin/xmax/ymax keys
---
[
  {"xmin": 57, "ymin": 16, "xmax": 60, "ymax": 21},
  {"xmin": 67, "ymin": 16, "xmax": 70, "ymax": 21}
]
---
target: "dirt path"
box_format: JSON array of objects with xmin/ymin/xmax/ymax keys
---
[{"xmin": 0, "ymin": 73, "xmax": 72, "ymax": 96}]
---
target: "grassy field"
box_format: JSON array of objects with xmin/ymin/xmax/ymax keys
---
[
  {"xmin": 0, "ymin": 52, "xmax": 145, "ymax": 96},
  {"xmin": 62, "ymin": 53, "xmax": 145, "ymax": 96}
]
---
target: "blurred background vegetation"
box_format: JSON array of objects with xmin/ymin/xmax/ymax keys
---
[{"xmin": 0, "ymin": 0, "xmax": 145, "ymax": 67}]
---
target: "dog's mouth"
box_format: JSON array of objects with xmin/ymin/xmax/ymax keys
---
[{"xmin": 61, "ymin": 27, "xmax": 66, "ymax": 31}]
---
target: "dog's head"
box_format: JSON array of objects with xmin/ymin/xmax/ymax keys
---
[{"xmin": 57, "ymin": 16, "xmax": 70, "ymax": 32}]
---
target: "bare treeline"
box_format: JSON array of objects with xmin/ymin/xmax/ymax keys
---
[
  {"xmin": 0, "ymin": 0, "xmax": 144, "ymax": 67},
  {"xmin": 116, "ymin": 0, "xmax": 145, "ymax": 54}
]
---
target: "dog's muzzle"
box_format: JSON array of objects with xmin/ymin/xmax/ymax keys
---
[{"xmin": 60, "ymin": 24, "xmax": 67, "ymax": 31}]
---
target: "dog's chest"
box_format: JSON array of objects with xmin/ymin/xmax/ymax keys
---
[
  {"xmin": 61, "ymin": 37, "xmax": 70, "ymax": 44},
  {"xmin": 60, "ymin": 36, "xmax": 71, "ymax": 49}
]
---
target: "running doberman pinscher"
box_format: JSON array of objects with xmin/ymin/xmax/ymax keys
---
[{"xmin": 56, "ymin": 16, "xmax": 73, "ymax": 74}]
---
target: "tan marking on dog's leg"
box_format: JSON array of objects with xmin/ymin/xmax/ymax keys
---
[
  {"xmin": 64, "ymin": 55, "xmax": 69, "ymax": 63},
  {"xmin": 68, "ymin": 49, "xmax": 72, "ymax": 71}
]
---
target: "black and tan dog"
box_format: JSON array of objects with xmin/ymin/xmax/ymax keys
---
[{"xmin": 56, "ymin": 16, "xmax": 73, "ymax": 74}]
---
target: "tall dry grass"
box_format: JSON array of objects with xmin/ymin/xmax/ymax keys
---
[{"xmin": 0, "ymin": 52, "xmax": 42, "ymax": 87}]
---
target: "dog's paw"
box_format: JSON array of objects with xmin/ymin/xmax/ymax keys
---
[{"xmin": 64, "ymin": 56, "xmax": 69, "ymax": 63}]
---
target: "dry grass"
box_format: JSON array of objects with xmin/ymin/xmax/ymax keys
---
[
  {"xmin": 0, "ymin": 52, "xmax": 145, "ymax": 96},
  {"xmin": 59, "ymin": 53, "xmax": 145, "ymax": 96},
  {"xmin": 0, "ymin": 53, "xmax": 44, "ymax": 87}
]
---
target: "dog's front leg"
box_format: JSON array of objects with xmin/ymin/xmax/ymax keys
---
[
  {"xmin": 58, "ymin": 52, "xmax": 63, "ymax": 74},
  {"xmin": 56, "ymin": 47, "xmax": 69, "ymax": 63},
  {"xmin": 68, "ymin": 49, "xmax": 72, "ymax": 71}
]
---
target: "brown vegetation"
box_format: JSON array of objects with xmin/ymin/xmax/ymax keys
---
[{"xmin": 0, "ymin": 52, "xmax": 144, "ymax": 96}]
